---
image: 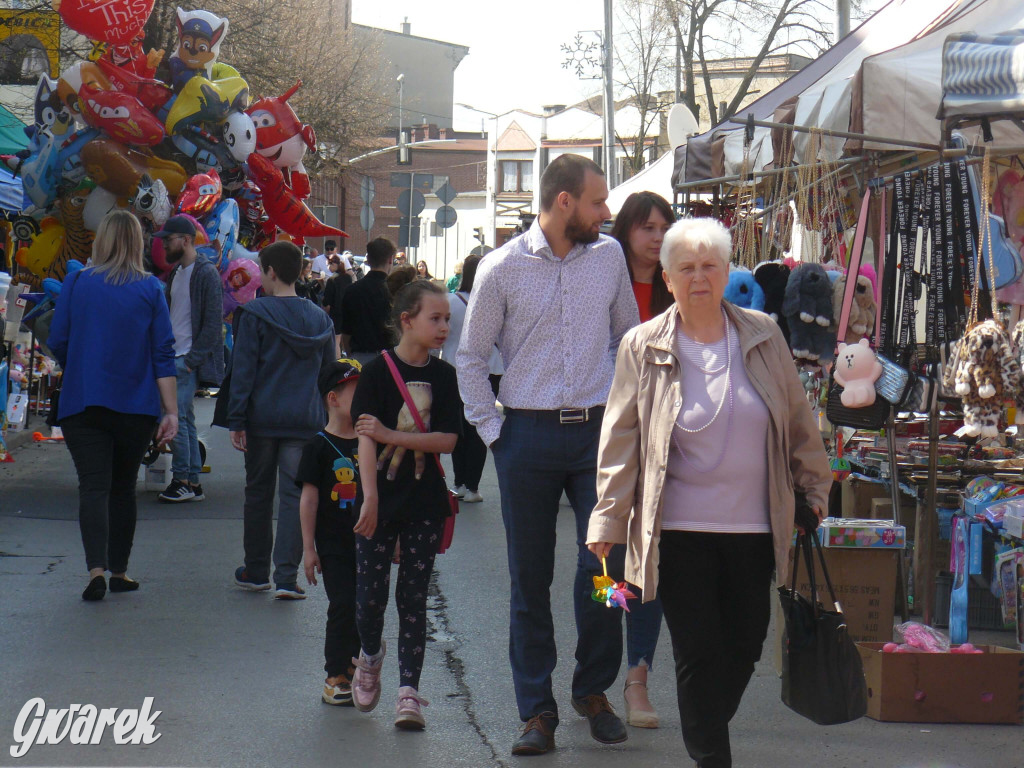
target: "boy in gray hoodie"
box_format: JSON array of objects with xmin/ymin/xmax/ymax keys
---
[{"xmin": 228, "ymin": 241, "xmax": 336, "ymax": 599}]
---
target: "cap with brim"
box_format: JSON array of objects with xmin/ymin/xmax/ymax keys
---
[
  {"xmin": 318, "ymin": 358, "xmax": 362, "ymax": 396},
  {"xmin": 153, "ymin": 215, "xmax": 197, "ymax": 239}
]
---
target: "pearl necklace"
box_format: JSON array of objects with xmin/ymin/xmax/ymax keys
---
[{"xmin": 672, "ymin": 310, "xmax": 734, "ymax": 473}]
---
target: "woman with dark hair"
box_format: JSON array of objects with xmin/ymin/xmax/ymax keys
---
[
  {"xmin": 48, "ymin": 210, "xmax": 178, "ymax": 601},
  {"xmin": 441, "ymin": 255, "xmax": 503, "ymax": 503},
  {"xmin": 603, "ymin": 190, "xmax": 675, "ymax": 728},
  {"xmin": 612, "ymin": 191, "xmax": 675, "ymax": 323},
  {"xmin": 416, "ymin": 260, "xmax": 433, "ymax": 280}
]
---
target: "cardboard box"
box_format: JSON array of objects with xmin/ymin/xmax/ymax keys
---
[
  {"xmin": 818, "ymin": 518, "xmax": 906, "ymax": 550},
  {"xmin": 870, "ymin": 497, "xmax": 917, "ymax": 537},
  {"xmin": 857, "ymin": 643, "xmax": 1024, "ymax": 724},
  {"xmin": 841, "ymin": 476, "xmax": 892, "ymax": 519},
  {"xmin": 1005, "ymin": 513, "xmax": 1024, "ymax": 540}
]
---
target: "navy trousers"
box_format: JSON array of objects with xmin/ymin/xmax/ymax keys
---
[{"xmin": 492, "ymin": 408, "xmax": 624, "ymax": 724}]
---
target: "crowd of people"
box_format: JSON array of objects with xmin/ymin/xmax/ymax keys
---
[{"xmin": 50, "ymin": 153, "xmax": 830, "ymax": 767}]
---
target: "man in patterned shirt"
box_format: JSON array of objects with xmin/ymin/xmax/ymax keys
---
[{"xmin": 457, "ymin": 154, "xmax": 639, "ymax": 756}]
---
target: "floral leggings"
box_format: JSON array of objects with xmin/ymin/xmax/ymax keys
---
[{"xmin": 355, "ymin": 517, "xmax": 444, "ymax": 689}]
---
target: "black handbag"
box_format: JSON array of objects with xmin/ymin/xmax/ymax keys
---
[{"xmin": 778, "ymin": 532, "xmax": 868, "ymax": 726}]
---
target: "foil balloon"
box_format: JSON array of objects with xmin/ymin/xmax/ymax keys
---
[
  {"xmin": 82, "ymin": 185, "xmax": 118, "ymax": 232},
  {"xmin": 80, "ymin": 137, "xmax": 187, "ymax": 198},
  {"xmin": 47, "ymin": 184, "xmax": 95, "ymax": 280},
  {"xmin": 177, "ymin": 168, "xmax": 222, "ymax": 217},
  {"xmin": 131, "ymin": 174, "xmax": 173, "ymax": 229},
  {"xmin": 247, "ymin": 80, "xmax": 315, "ymax": 197},
  {"xmin": 222, "ymin": 111, "xmax": 256, "ymax": 164},
  {"xmin": 149, "ymin": 214, "xmax": 209, "ymax": 275},
  {"xmin": 15, "ymin": 218, "xmax": 64, "ymax": 280},
  {"xmin": 99, "ymin": 34, "xmax": 164, "ymax": 79},
  {"xmin": 245, "ymin": 152, "xmax": 346, "ymax": 244},
  {"xmin": 79, "ymin": 83, "xmax": 165, "ymax": 147},
  {"xmin": 221, "ymin": 257, "xmax": 260, "ymax": 316},
  {"xmin": 169, "ymin": 8, "xmax": 229, "ymax": 87},
  {"xmin": 53, "ymin": 0, "xmax": 156, "ymax": 46}
]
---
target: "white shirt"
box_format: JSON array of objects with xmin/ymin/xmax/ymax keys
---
[
  {"xmin": 443, "ymin": 292, "xmax": 503, "ymax": 375},
  {"xmin": 311, "ymin": 253, "xmax": 329, "ymax": 277},
  {"xmin": 170, "ymin": 262, "xmax": 195, "ymax": 357},
  {"xmin": 456, "ymin": 220, "xmax": 639, "ymax": 445}
]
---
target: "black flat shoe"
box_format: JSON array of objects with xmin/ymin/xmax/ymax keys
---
[
  {"xmin": 109, "ymin": 576, "xmax": 140, "ymax": 593},
  {"xmin": 571, "ymin": 694, "xmax": 627, "ymax": 744},
  {"xmin": 511, "ymin": 712, "xmax": 556, "ymax": 756},
  {"xmin": 82, "ymin": 575, "xmax": 106, "ymax": 601}
]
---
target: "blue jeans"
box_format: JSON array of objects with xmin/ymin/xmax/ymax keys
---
[
  {"xmin": 492, "ymin": 408, "xmax": 624, "ymax": 724},
  {"xmin": 626, "ymin": 589, "xmax": 663, "ymax": 669},
  {"xmin": 171, "ymin": 356, "xmax": 200, "ymax": 483}
]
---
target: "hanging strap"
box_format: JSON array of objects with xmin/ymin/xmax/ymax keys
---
[
  {"xmin": 836, "ymin": 188, "xmax": 873, "ymax": 345},
  {"xmin": 967, "ymin": 146, "xmax": 999, "ymax": 329},
  {"xmin": 318, "ymin": 431, "xmax": 348, "ymax": 461},
  {"xmin": 381, "ymin": 350, "xmax": 447, "ymax": 481},
  {"xmin": 875, "ymin": 185, "xmax": 886, "ymax": 349}
]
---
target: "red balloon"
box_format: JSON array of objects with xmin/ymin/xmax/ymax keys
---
[{"xmin": 55, "ymin": 0, "xmax": 155, "ymax": 46}]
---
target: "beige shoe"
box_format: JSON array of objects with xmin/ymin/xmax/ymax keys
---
[{"xmin": 624, "ymin": 680, "xmax": 659, "ymax": 728}]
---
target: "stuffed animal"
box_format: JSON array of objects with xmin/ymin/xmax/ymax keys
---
[
  {"xmin": 1010, "ymin": 319, "xmax": 1024, "ymax": 425},
  {"xmin": 943, "ymin": 320, "xmax": 1020, "ymax": 437},
  {"xmin": 782, "ymin": 263, "xmax": 836, "ymax": 362},
  {"xmin": 832, "ymin": 262, "xmax": 878, "ymax": 344},
  {"xmin": 832, "ymin": 338, "xmax": 882, "ymax": 407},
  {"xmin": 754, "ymin": 261, "xmax": 791, "ymax": 342},
  {"xmin": 724, "ymin": 268, "xmax": 765, "ymax": 311}
]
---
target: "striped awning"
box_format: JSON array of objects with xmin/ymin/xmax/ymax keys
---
[{"xmin": 941, "ymin": 29, "xmax": 1024, "ymax": 119}]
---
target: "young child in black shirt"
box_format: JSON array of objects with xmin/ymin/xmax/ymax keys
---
[
  {"xmin": 349, "ymin": 280, "xmax": 461, "ymax": 730},
  {"xmin": 297, "ymin": 358, "xmax": 364, "ymax": 706}
]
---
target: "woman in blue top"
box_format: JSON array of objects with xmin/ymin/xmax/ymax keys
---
[{"xmin": 48, "ymin": 210, "xmax": 178, "ymax": 602}]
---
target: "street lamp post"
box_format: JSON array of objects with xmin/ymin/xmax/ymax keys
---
[{"xmin": 456, "ymin": 102, "xmax": 499, "ymax": 248}]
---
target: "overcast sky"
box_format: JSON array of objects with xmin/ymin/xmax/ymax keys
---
[{"xmin": 352, "ymin": 0, "xmax": 889, "ymax": 129}]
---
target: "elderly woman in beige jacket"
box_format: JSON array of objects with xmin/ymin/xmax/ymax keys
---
[{"xmin": 587, "ymin": 218, "xmax": 831, "ymax": 768}]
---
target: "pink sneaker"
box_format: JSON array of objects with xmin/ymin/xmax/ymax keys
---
[
  {"xmin": 394, "ymin": 686, "xmax": 428, "ymax": 730},
  {"xmin": 351, "ymin": 641, "xmax": 386, "ymax": 712}
]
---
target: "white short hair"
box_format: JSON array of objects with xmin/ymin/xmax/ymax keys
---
[{"xmin": 660, "ymin": 217, "xmax": 733, "ymax": 271}]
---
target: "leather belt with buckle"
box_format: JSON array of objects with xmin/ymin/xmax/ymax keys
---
[{"xmin": 559, "ymin": 408, "xmax": 590, "ymax": 424}]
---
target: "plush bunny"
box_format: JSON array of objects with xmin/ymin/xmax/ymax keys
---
[
  {"xmin": 944, "ymin": 320, "xmax": 1020, "ymax": 437},
  {"xmin": 782, "ymin": 263, "xmax": 835, "ymax": 362},
  {"xmin": 832, "ymin": 262, "xmax": 878, "ymax": 345},
  {"xmin": 754, "ymin": 261, "xmax": 791, "ymax": 342},
  {"xmin": 724, "ymin": 268, "xmax": 765, "ymax": 311},
  {"xmin": 832, "ymin": 338, "xmax": 882, "ymax": 407}
]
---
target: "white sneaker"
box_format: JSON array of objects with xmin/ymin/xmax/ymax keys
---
[
  {"xmin": 394, "ymin": 686, "xmax": 428, "ymax": 730},
  {"xmin": 451, "ymin": 485, "xmax": 467, "ymax": 499},
  {"xmin": 462, "ymin": 490, "xmax": 483, "ymax": 503}
]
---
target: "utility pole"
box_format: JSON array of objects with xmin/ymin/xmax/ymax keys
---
[
  {"xmin": 836, "ymin": 0, "xmax": 851, "ymax": 40},
  {"xmin": 603, "ymin": 0, "xmax": 617, "ymax": 188}
]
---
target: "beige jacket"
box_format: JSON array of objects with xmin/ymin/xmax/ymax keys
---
[{"xmin": 586, "ymin": 302, "xmax": 832, "ymax": 598}]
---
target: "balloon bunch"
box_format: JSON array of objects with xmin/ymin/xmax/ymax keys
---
[
  {"xmin": 3, "ymin": 1, "xmax": 347, "ymax": 322},
  {"xmin": 591, "ymin": 558, "xmax": 638, "ymax": 612}
]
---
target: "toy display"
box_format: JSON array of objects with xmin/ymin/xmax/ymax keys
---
[
  {"xmin": 942, "ymin": 319, "xmax": 1020, "ymax": 437},
  {"xmin": 3, "ymin": 3, "xmax": 345, "ymax": 321}
]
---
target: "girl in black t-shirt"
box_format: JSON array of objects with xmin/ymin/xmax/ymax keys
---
[{"xmin": 349, "ymin": 281, "xmax": 461, "ymax": 730}]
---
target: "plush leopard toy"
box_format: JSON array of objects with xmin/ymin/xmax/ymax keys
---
[
  {"xmin": 1011, "ymin": 319, "xmax": 1024, "ymax": 424},
  {"xmin": 943, "ymin": 320, "xmax": 1020, "ymax": 437}
]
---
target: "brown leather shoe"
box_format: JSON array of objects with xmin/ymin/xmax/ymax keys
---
[
  {"xmin": 511, "ymin": 712, "xmax": 557, "ymax": 756},
  {"xmin": 571, "ymin": 693, "xmax": 627, "ymax": 744}
]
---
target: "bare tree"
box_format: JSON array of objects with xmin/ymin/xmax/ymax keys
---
[
  {"xmin": 663, "ymin": 0, "xmax": 831, "ymax": 127},
  {"xmin": 614, "ymin": 0, "xmax": 674, "ymax": 175}
]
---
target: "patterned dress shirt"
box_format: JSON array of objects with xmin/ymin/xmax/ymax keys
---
[{"xmin": 456, "ymin": 219, "xmax": 639, "ymax": 445}]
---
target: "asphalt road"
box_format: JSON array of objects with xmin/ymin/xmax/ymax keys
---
[{"xmin": 0, "ymin": 398, "xmax": 1021, "ymax": 767}]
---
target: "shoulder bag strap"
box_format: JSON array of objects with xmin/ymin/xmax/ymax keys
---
[
  {"xmin": 836, "ymin": 188, "xmax": 873, "ymax": 346},
  {"xmin": 455, "ymin": 292, "xmax": 468, "ymax": 306},
  {"xmin": 381, "ymin": 350, "xmax": 447, "ymax": 480}
]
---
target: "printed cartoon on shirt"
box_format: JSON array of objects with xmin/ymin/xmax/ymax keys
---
[
  {"xmin": 330, "ymin": 454, "xmax": 359, "ymax": 510},
  {"xmin": 378, "ymin": 382, "xmax": 431, "ymax": 481}
]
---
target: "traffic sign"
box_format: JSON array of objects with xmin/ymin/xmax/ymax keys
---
[
  {"xmin": 359, "ymin": 177, "xmax": 375, "ymax": 203},
  {"xmin": 389, "ymin": 173, "xmax": 435, "ymax": 192},
  {"xmin": 397, "ymin": 188, "xmax": 426, "ymax": 217},
  {"xmin": 436, "ymin": 182, "xmax": 457, "ymax": 205},
  {"xmin": 398, "ymin": 216, "xmax": 421, "ymax": 249},
  {"xmin": 360, "ymin": 206, "xmax": 375, "ymax": 231},
  {"xmin": 435, "ymin": 205, "xmax": 457, "ymax": 229}
]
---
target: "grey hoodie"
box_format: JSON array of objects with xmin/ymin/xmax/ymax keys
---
[{"xmin": 226, "ymin": 296, "xmax": 334, "ymax": 438}]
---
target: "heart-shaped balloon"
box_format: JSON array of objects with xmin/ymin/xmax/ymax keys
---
[{"xmin": 54, "ymin": 0, "xmax": 155, "ymax": 46}]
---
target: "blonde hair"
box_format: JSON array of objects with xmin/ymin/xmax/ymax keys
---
[
  {"xmin": 660, "ymin": 217, "xmax": 733, "ymax": 272},
  {"xmin": 90, "ymin": 210, "xmax": 148, "ymax": 284}
]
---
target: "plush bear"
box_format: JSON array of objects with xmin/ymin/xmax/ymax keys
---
[
  {"xmin": 782, "ymin": 263, "xmax": 836, "ymax": 362},
  {"xmin": 753, "ymin": 261, "xmax": 791, "ymax": 342},
  {"xmin": 724, "ymin": 268, "xmax": 765, "ymax": 311},
  {"xmin": 832, "ymin": 338, "xmax": 882, "ymax": 407},
  {"xmin": 942, "ymin": 319, "xmax": 1020, "ymax": 437},
  {"xmin": 832, "ymin": 262, "xmax": 878, "ymax": 345}
]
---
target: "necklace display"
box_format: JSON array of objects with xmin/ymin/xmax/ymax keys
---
[{"xmin": 673, "ymin": 309, "xmax": 734, "ymax": 473}]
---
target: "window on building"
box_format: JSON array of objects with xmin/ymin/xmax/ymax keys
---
[{"xmin": 500, "ymin": 160, "xmax": 534, "ymax": 194}]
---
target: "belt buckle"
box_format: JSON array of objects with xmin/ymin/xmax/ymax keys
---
[{"xmin": 559, "ymin": 408, "xmax": 587, "ymax": 424}]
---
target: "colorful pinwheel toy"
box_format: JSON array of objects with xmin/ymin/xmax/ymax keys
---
[{"xmin": 591, "ymin": 557, "xmax": 638, "ymax": 612}]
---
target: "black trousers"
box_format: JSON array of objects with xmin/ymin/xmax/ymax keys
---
[
  {"xmin": 658, "ymin": 531, "xmax": 775, "ymax": 768},
  {"xmin": 317, "ymin": 534, "xmax": 360, "ymax": 678},
  {"xmin": 451, "ymin": 373, "xmax": 500, "ymax": 493},
  {"xmin": 61, "ymin": 407, "xmax": 157, "ymax": 573}
]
